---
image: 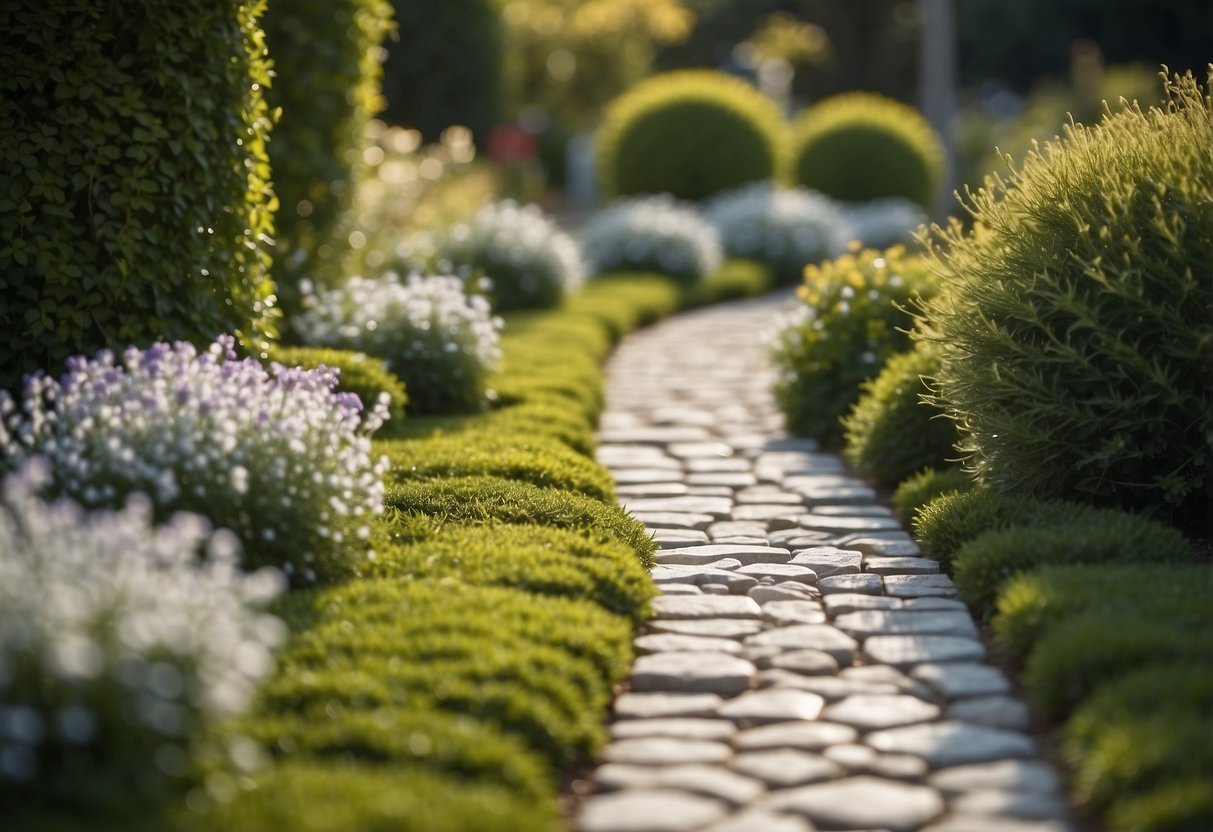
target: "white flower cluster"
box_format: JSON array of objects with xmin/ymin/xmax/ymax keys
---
[
  {"xmin": 705, "ymin": 183, "xmax": 848, "ymax": 282},
  {"xmin": 580, "ymin": 194, "xmax": 723, "ymax": 284},
  {"xmin": 294, "ymin": 273, "xmax": 503, "ymax": 414},
  {"xmin": 0, "ymin": 459, "xmax": 285, "ymax": 786},
  {"xmin": 0, "ymin": 336, "xmax": 389, "ymax": 584},
  {"xmin": 439, "ymin": 200, "xmax": 584, "ymax": 310},
  {"xmin": 839, "ymin": 197, "xmax": 928, "ymax": 250}
]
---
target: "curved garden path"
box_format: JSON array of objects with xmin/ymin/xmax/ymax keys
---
[{"xmin": 572, "ymin": 291, "xmax": 1075, "ymax": 832}]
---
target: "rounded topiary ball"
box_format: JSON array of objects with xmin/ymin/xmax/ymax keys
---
[
  {"xmin": 790, "ymin": 92, "xmax": 944, "ymax": 208},
  {"xmin": 596, "ymin": 70, "xmax": 787, "ymax": 201}
]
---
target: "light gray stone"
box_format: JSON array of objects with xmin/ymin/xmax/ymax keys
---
[
  {"xmin": 687, "ymin": 472, "xmax": 759, "ymax": 488},
  {"xmin": 734, "ymin": 490, "xmax": 804, "ymax": 506},
  {"xmin": 652, "ymin": 565, "xmax": 760, "ymax": 595},
  {"xmin": 603, "ymin": 737, "xmax": 733, "ymax": 766},
  {"xmin": 760, "ymin": 600, "xmax": 828, "ymax": 627},
  {"xmin": 718, "ymin": 688, "xmax": 825, "ymax": 724},
  {"xmin": 614, "ymin": 692, "xmax": 724, "ymax": 719},
  {"xmin": 701, "ymin": 810, "xmax": 814, "ymax": 832},
  {"xmin": 814, "ymin": 504, "xmax": 895, "ymax": 517},
  {"xmin": 797, "ymin": 486, "xmax": 879, "ymax": 505},
  {"xmin": 594, "ymin": 764, "xmax": 765, "ymax": 806},
  {"xmin": 635, "ymin": 511, "xmax": 716, "ymax": 531},
  {"xmin": 686, "ymin": 486, "xmax": 735, "ymax": 498},
  {"xmin": 928, "ymin": 760, "xmax": 1063, "ymax": 796},
  {"xmin": 625, "ymin": 496, "xmax": 734, "ymax": 519},
  {"xmin": 667, "ymin": 441, "xmax": 734, "ymax": 459},
  {"xmin": 822, "ymin": 593, "xmax": 904, "ymax": 615},
  {"xmin": 863, "ymin": 635, "xmax": 986, "ymax": 668},
  {"xmin": 835, "ymin": 610, "xmax": 979, "ymax": 639},
  {"xmin": 791, "ymin": 514, "xmax": 904, "ymax": 535},
  {"xmin": 733, "ymin": 504, "xmax": 809, "ymax": 522},
  {"xmin": 731, "ymin": 748, "xmax": 840, "ymax": 788},
  {"xmin": 789, "ymin": 547, "xmax": 862, "ymax": 577},
  {"xmin": 736, "ymin": 563, "xmax": 819, "ymax": 584},
  {"xmin": 920, "ymin": 816, "xmax": 1073, "ymax": 832},
  {"xmin": 952, "ymin": 789, "xmax": 1071, "ymax": 820},
  {"xmin": 614, "ymin": 468, "xmax": 690, "ymax": 485},
  {"xmin": 659, "ymin": 584, "xmax": 703, "ymax": 596},
  {"xmin": 745, "ymin": 624, "xmax": 858, "ymax": 665},
  {"xmin": 817, "ymin": 573, "xmax": 884, "ymax": 596},
  {"xmin": 702, "ymin": 583, "xmax": 731, "ymax": 595},
  {"xmin": 598, "ymin": 427, "xmax": 712, "ymax": 445},
  {"xmin": 749, "ymin": 584, "xmax": 819, "ymax": 604},
  {"xmin": 768, "ymin": 530, "xmax": 835, "ymax": 548},
  {"xmin": 767, "ymin": 648, "xmax": 840, "ymax": 676},
  {"xmin": 653, "ymin": 529, "xmax": 711, "ymax": 548},
  {"xmin": 610, "ymin": 718, "xmax": 738, "ymax": 741},
  {"xmin": 709, "ymin": 522, "xmax": 772, "ymax": 540},
  {"xmin": 577, "ymin": 790, "xmax": 728, "ymax": 832},
  {"xmin": 820, "ymin": 694, "xmax": 942, "ymax": 731},
  {"xmin": 652, "ymin": 595, "xmax": 762, "ymax": 620},
  {"xmin": 685, "ymin": 458, "xmax": 752, "ymax": 473},
  {"xmin": 764, "ymin": 776, "xmax": 945, "ymax": 832},
  {"xmin": 903, "ymin": 597, "xmax": 968, "ymax": 613},
  {"xmin": 733, "ymin": 719, "xmax": 858, "ymax": 751},
  {"xmin": 657, "ymin": 544, "xmax": 792, "ymax": 566},
  {"xmin": 866, "ymin": 721, "xmax": 1036, "ymax": 768},
  {"xmin": 650, "ymin": 619, "xmax": 766, "ymax": 639},
  {"xmin": 631, "ymin": 652, "xmax": 756, "ymax": 695},
  {"xmin": 946, "ymin": 696, "xmax": 1031, "ymax": 732},
  {"xmin": 911, "ymin": 663, "xmax": 1013, "ymax": 699},
  {"xmin": 618, "ymin": 482, "xmax": 690, "ymax": 497},
  {"xmin": 840, "ymin": 665, "xmax": 933, "ymax": 699},
  {"xmin": 757, "ymin": 672, "xmax": 909, "ymax": 702},
  {"xmin": 883, "ymin": 574, "xmax": 959, "ymax": 598},
  {"xmin": 837, "ymin": 534, "xmax": 919, "ymax": 555},
  {"xmin": 823, "ymin": 743, "xmax": 930, "ymax": 780},
  {"xmin": 862, "ymin": 556, "xmax": 940, "ymax": 575}
]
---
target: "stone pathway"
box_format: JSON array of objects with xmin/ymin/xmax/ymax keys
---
[{"xmin": 572, "ymin": 293, "xmax": 1073, "ymax": 832}]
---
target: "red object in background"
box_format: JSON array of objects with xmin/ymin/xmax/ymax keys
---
[{"xmin": 487, "ymin": 124, "xmax": 538, "ymax": 164}]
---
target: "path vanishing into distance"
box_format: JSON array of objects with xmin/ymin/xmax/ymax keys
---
[{"xmin": 571, "ymin": 291, "xmax": 1076, "ymax": 832}]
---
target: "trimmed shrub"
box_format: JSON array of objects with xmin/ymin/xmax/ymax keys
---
[
  {"xmin": 891, "ymin": 467, "xmax": 972, "ymax": 523},
  {"xmin": 597, "ymin": 69, "xmax": 787, "ymax": 201},
  {"xmin": 438, "ymin": 200, "xmax": 584, "ymax": 311},
  {"xmin": 384, "ymin": 477, "xmax": 656, "ymax": 563},
  {"xmin": 843, "ymin": 345, "xmax": 957, "ymax": 486},
  {"xmin": 790, "ymin": 92, "xmax": 944, "ymax": 208},
  {"xmin": 0, "ymin": 460, "xmax": 285, "ymax": 811},
  {"xmin": 912, "ymin": 488, "xmax": 1072, "ymax": 569},
  {"xmin": 294, "ymin": 273, "xmax": 503, "ymax": 414},
  {"xmin": 265, "ymin": 345, "xmax": 408, "ymax": 423},
  {"xmin": 366, "ymin": 523, "xmax": 654, "ymax": 621},
  {"xmin": 771, "ymin": 245, "xmax": 934, "ymax": 446},
  {"xmin": 262, "ymin": 0, "xmax": 394, "ymax": 311},
  {"xmin": 683, "ymin": 259, "xmax": 776, "ymax": 307},
  {"xmin": 839, "ymin": 198, "xmax": 928, "ymax": 250},
  {"xmin": 952, "ymin": 511, "xmax": 1191, "ymax": 611},
  {"xmin": 581, "ymin": 195, "xmax": 723, "ymax": 284},
  {"xmin": 704, "ymin": 183, "xmax": 847, "ymax": 284},
  {"xmin": 0, "ymin": 337, "xmax": 389, "ymax": 584},
  {"xmin": 1106, "ymin": 778, "xmax": 1213, "ymax": 832},
  {"xmin": 0, "ymin": 1, "xmax": 277, "ymax": 392},
  {"xmin": 565, "ymin": 274, "xmax": 683, "ymax": 341},
  {"xmin": 916, "ymin": 70, "xmax": 1213, "ymax": 530}
]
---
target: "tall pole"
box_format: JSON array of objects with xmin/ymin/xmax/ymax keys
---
[{"xmin": 919, "ymin": 0, "xmax": 958, "ymax": 219}]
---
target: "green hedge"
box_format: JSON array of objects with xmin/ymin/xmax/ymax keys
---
[
  {"xmin": 912, "ymin": 488, "xmax": 1074, "ymax": 569},
  {"xmin": 0, "ymin": 0, "xmax": 277, "ymax": 391},
  {"xmin": 891, "ymin": 467, "xmax": 972, "ymax": 523}
]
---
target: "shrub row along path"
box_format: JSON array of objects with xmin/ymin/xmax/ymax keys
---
[{"xmin": 572, "ymin": 291, "xmax": 1074, "ymax": 832}]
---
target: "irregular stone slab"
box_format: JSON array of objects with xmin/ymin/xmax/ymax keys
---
[
  {"xmin": 653, "ymin": 529, "xmax": 710, "ymax": 547},
  {"xmin": 821, "ymin": 694, "xmax": 942, "ymax": 731},
  {"xmin": 653, "ymin": 595, "xmax": 762, "ymax": 620},
  {"xmin": 601, "ymin": 448, "xmax": 682, "ymax": 468},
  {"xmin": 920, "ymin": 816, "xmax": 1073, "ymax": 832},
  {"xmin": 685, "ymin": 486, "xmax": 735, "ymax": 498},
  {"xmin": 734, "ymin": 719, "xmax": 858, "ymax": 751},
  {"xmin": 711, "ymin": 537, "xmax": 771, "ymax": 547},
  {"xmin": 687, "ymin": 472, "xmax": 759, "ymax": 488},
  {"xmin": 702, "ymin": 810, "xmax": 814, "ymax": 832},
  {"xmin": 634, "ymin": 511, "xmax": 716, "ymax": 531},
  {"xmin": 883, "ymin": 574, "xmax": 959, "ymax": 599},
  {"xmin": 790, "ymin": 514, "xmax": 904, "ymax": 535},
  {"xmin": 730, "ymin": 749, "xmax": 840, "ymax": 787},
  {"xmin": 903, "ymin": 597, "xmax": 968, "ymax": 613},
  {"xmin": 740, "ymin": 645, "xmax": 783, "ymax": 667},
  {"xmin": 835, "ymin": 532, "xmax": 917, "ymax": 551},
  {"xmin": 824, "ymin": 743, "xmax": 929, "ymax": 780},
  {"xmin": 866, "ymin": 721, "xmax": 1036, "ymax": 768},
  {"xmin": 817, "ymin": 573, "xmax": 883, "ymax": 595},
  {"xmin": 764, "ymin": 776, "xmax": 945, "ymax": 832},
  {"xmin": 952, "ymin": 789, "xmax": 1071, "ymax": 820},
  {"xmin": 701, "ymin": 584, "xmax": 730, "ymax": 595},
  {"xmin": 577, "ymin": 789, "xmax": 728, "ymax": 832},
  {"xmin": 840, "ymin": 665, "xmax": 933, "ymax": 699},
  {"xmin": 781, "ymin": 474, "xmax": 856, "ymax": 492},
  {"xmin": 735, "ymin": 490, "xmax": 804, "ymax": 506},
  {"xmin": 863, "ymin": 635, "xmax": 986, "ymax": 668},
  {"xmin": 928, "ymin": 760, "xmax": 1064, "ymax": 795},
  {"xmin": 759, "ymin": 671, "xmax": 910, "ymax": 702},
  {"xmin": 686, "ymin": 458, "xmax": 752, "ymax": 473},
  {"xmin": 732, "ymin": 504, "xmax": 808, "ymax": 522},
  {"xmin": 745, "ymin": 624, "xmax": 858, "ymax": 665},
  {"xmin": 863, "ymin": 556, "xmax": 940, "ymax": 575},
  {"xmin": 618, "ymin": 482, "xmax": 690, "ymax": 497},
  {"xmin": 814, "ymin": 504, "xmax": 895, "ymax": 517},
  {"xmin": 822, "ymin": 593, "xmax": 904, "ymax": 615},
  {"xmin": 657, "ymin": 544, "xmax": 792, "ymax": 566},
  {"xmin": 614, "ymin": 692, "xmax": 724, "ymax": 719},
  {"xmin": 631, "ymin": 652, "xmax": 756, "ymax": 695},
  {"xmin": 594, "ymin": 764, "xmax": 765, "ymax": 806},
  {"xmin": 947, "ymin": 696, "xmax": 1031, "ymax": 732},
  {"xmin": 652, "ymin": 566, "xmax": 760, "ymax": 595},
  {"xmin": 911, "ymin": 663, "xmax": 1013, "ymax": 699},
  {"xmin": 603, "ymin": 737, "xmax": 733, "ymax": 766},
  {"xmin": 599, "ymin": 427, "xmax": 712, "ymax": 445},
  {"xmin": 799, "ymin": 486, "xmax": 879, "ymax": 505},
  {"xmin": 625, "ymin": 496, "xmax": 734, "ymax": 519},
  {"xmin": 749, "ymin": 584, "xmax": 819, "ymax": 604},
  {"xmin": 760, "ymin": 600, "xmax": 827, "ymax": 627},
  {"xmin": 767, "ymin": 648, "xmax": 839, "ymax": 676},
  {"xmin": 789, "ymin": 547, "xmax": 862, "ymax": 577},
  {"xmin": 658, "ymin": 584, "xmax": 704, "ymax": 596},
  {"xmin": 718, "ymin": 688, "xmax": 825, "ymax": 724},
  {"xmin": 736, "ymin": 563, "xmax": 819, "ymax": 584},
  {"xmin": 835, "ymin": 610, "xmax": 979, "ymax": 639},
  {"xmin": 667, "ymin": 441, "xmax": 734, "ymax": 459},
  {"xmin": 768, "ymin": 529, "xmax": 835, "ymax": 548},
  {"xmin": 709, "ymin": 521, "xmax": 774, "ymax": 539},
  {"xmin": 614, "ymin": 468, "xmax": 690, "ymax": 485},
  {"xmin": 610, "ymin": 718, "xmax": 738, "ymax": 741},
  {"xmin": 650, "ymin": 619, "xmax": 766, "ymax": 639},
  {"xmin": 635, "ymin": 633, "xmax": 744, "ymax": 655}
]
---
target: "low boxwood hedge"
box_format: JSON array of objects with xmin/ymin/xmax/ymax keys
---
[{"xmin": 891, "ymin": 467, "xmax": 971, "ymax": 523}]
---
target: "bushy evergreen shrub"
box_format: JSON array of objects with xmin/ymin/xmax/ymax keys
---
[
  {"xmin": 891, "ymin": 467, "xmax": 972, "ymax": 523},
  {"xmin": 0, "ymin": 0, "xmax": 277, "ymax": 392},
  {"xmin": 265, "ymin": 345, "xmax": 408, "ymax": 423},
  {"xmin": 704, "ymin": 183, "xmax": 847, "ymax": 284},
  {"xmin": 771, "ymin": 245, "xmax": 933, "ymax": 446},
  {"xmin": 843, "ymin": 345, "xmax": 957, "ymax": 486},
  {"xmin": 682, "ymin": 259, "xmax": 776, "ymax": 306},
  {"xmin": 581, "ymin": 195, "xmax": 723, "ymax": 284},
  {"xmin": 917, "ymin": 70, "xmax": 1213, "ymax": 530},
  {"xmin": 912, "ymin": 488, "xmax": 1070, "ymax": 568},
  {"xmin": 438, "ymin": 201, "xmax": 584, "ymax": 311},
  {"xmin": 790, "ymin": 92, "xmax": 944, "ymax": 208},
  {"xmin": 1105, "ymin": 778, "xmax": 1213, "ymax": 832},
  {"xmin": 596, "ymin": 69, "xmax": 786, "ymax": 200}
]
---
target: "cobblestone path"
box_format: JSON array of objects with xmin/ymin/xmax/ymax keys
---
[{"xmin": 572, "ymin": 292, "xmax": 1074, "ymax": 832}]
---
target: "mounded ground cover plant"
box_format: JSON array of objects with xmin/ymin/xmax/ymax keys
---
[
  {"xmin": 891, "ymin": 467, "xmax": 971, "ymax": 523},
  {"xmin": 580, "ymin": 195, "xmax": 724, "ymax": 285},
  {"xmin": 263, "ymin": 345, "xmax": 408, "ymax": 423},
  {"xmin": 912, "ymin": 488, "xmax": 1078, "ymax": 568}
]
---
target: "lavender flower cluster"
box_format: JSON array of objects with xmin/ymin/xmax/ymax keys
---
[
  {"xmin": 705, "ymin": 183, "xmax": 848, "ymax": 283},
  {"xmin": 0, "ymin": 459, "xmax": 285, "ymax": 791},
  {"xmin": 294, "ymin": 273, "xmax": 503, "ymax": 414},
  {"xmin": 580, "ymin": 194, "xmax": 723, "ymax": 284},
  {"xmin": 438, "ymin": 200, "xmax": 584, "ymax": 311},
  {"xmin": 0, "ymin": 336, "xmax": 389, "ymax": 585}
]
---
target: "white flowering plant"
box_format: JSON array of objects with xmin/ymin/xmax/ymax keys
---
[
  {"xmin": 0, "ymin": 336, "xmax": 389, "ymax": 585},
  {"xmin": 294, "ymin": 273, "xmax": 503, "ymax": 414},
  {"xmin": 579, "ymin": 194, "xmax": 723, "ymax": 284},
  {"xmin": 839, "ymin": 197, "xmax": 928, "ymax": 250},
  {"xmin": 704, "ymin": 183, "xmax": 848, "ymax": 283},
  {"xmin": 0, "ymin": 459, "xmax": 286, "ymax": 807},
  {"xmin": 437, "ymin": 200, "xmax": 584, "ymax": 310}
]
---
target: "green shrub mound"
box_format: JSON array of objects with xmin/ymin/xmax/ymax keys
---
[
  {"xmin": 384, "ymin": 477, "xmax": 656, "ymax": 563},
  {"xmin": 683, "ymin": 259, "xmax": 776, "ymax": 306},
  {"xmin": 771, "ymin": 245, "xmax": 934, "ymax": 446},
  {"xmin": 912, "ymin": 488, "xmax": 1074, "ymax": 568},
  {"xmin": 1022, "ymin": 613, "xmax": 1213, "ymax": 719},
  {"xmin": 891, "ymin": 467, "xmax": 972, "ymax": 523},
  {"xmin": 367, "ymin": 523, "xmax": 654, "ymax": 621},
  {"xmin": 596, "ymin": 69, "xmax": 787, "ymax": 201},
  {"xmin": 790, "ymin": 92, "xmax": 944, "ymax": 208},
  {"xmin": 262, "ymin": 0, "xmax": 394, "ymax": 311},
  {"xmin": 185, "ymin": 761, "xmax": 558, "ymax": 832},
  {"xmin": 917, "ymin": 70, "xmax": 1213, "ymax": 530},
  {"xmin": 1104, "ymin": 778, "xmax": 1213, "ymax": 832},
  {"xmin": 0, "ymin": 0, "xmax": 277, "ymax": 391},
  {"xmin": 952, "ymin": 511, "xmax": 1191, "ymax": 611},
  {"xmin": 843, "ymin": 345, "xmax": 957, "ymax": 486},
  {"xmin": 565, "ymin": 274, "xmax": 683, "ymax": 341},
  {"xmin": 266, "ymin": 345, "xmax": 408, "ymax": 422},
  {"xmin": 994, "ymin": 565, "xmax": 1213, "ymax": 657}
]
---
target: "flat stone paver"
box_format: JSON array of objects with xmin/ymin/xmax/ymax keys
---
[{"xmin": 573, "ymin": 293, "xmax": 1071, "ymax": 831}]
